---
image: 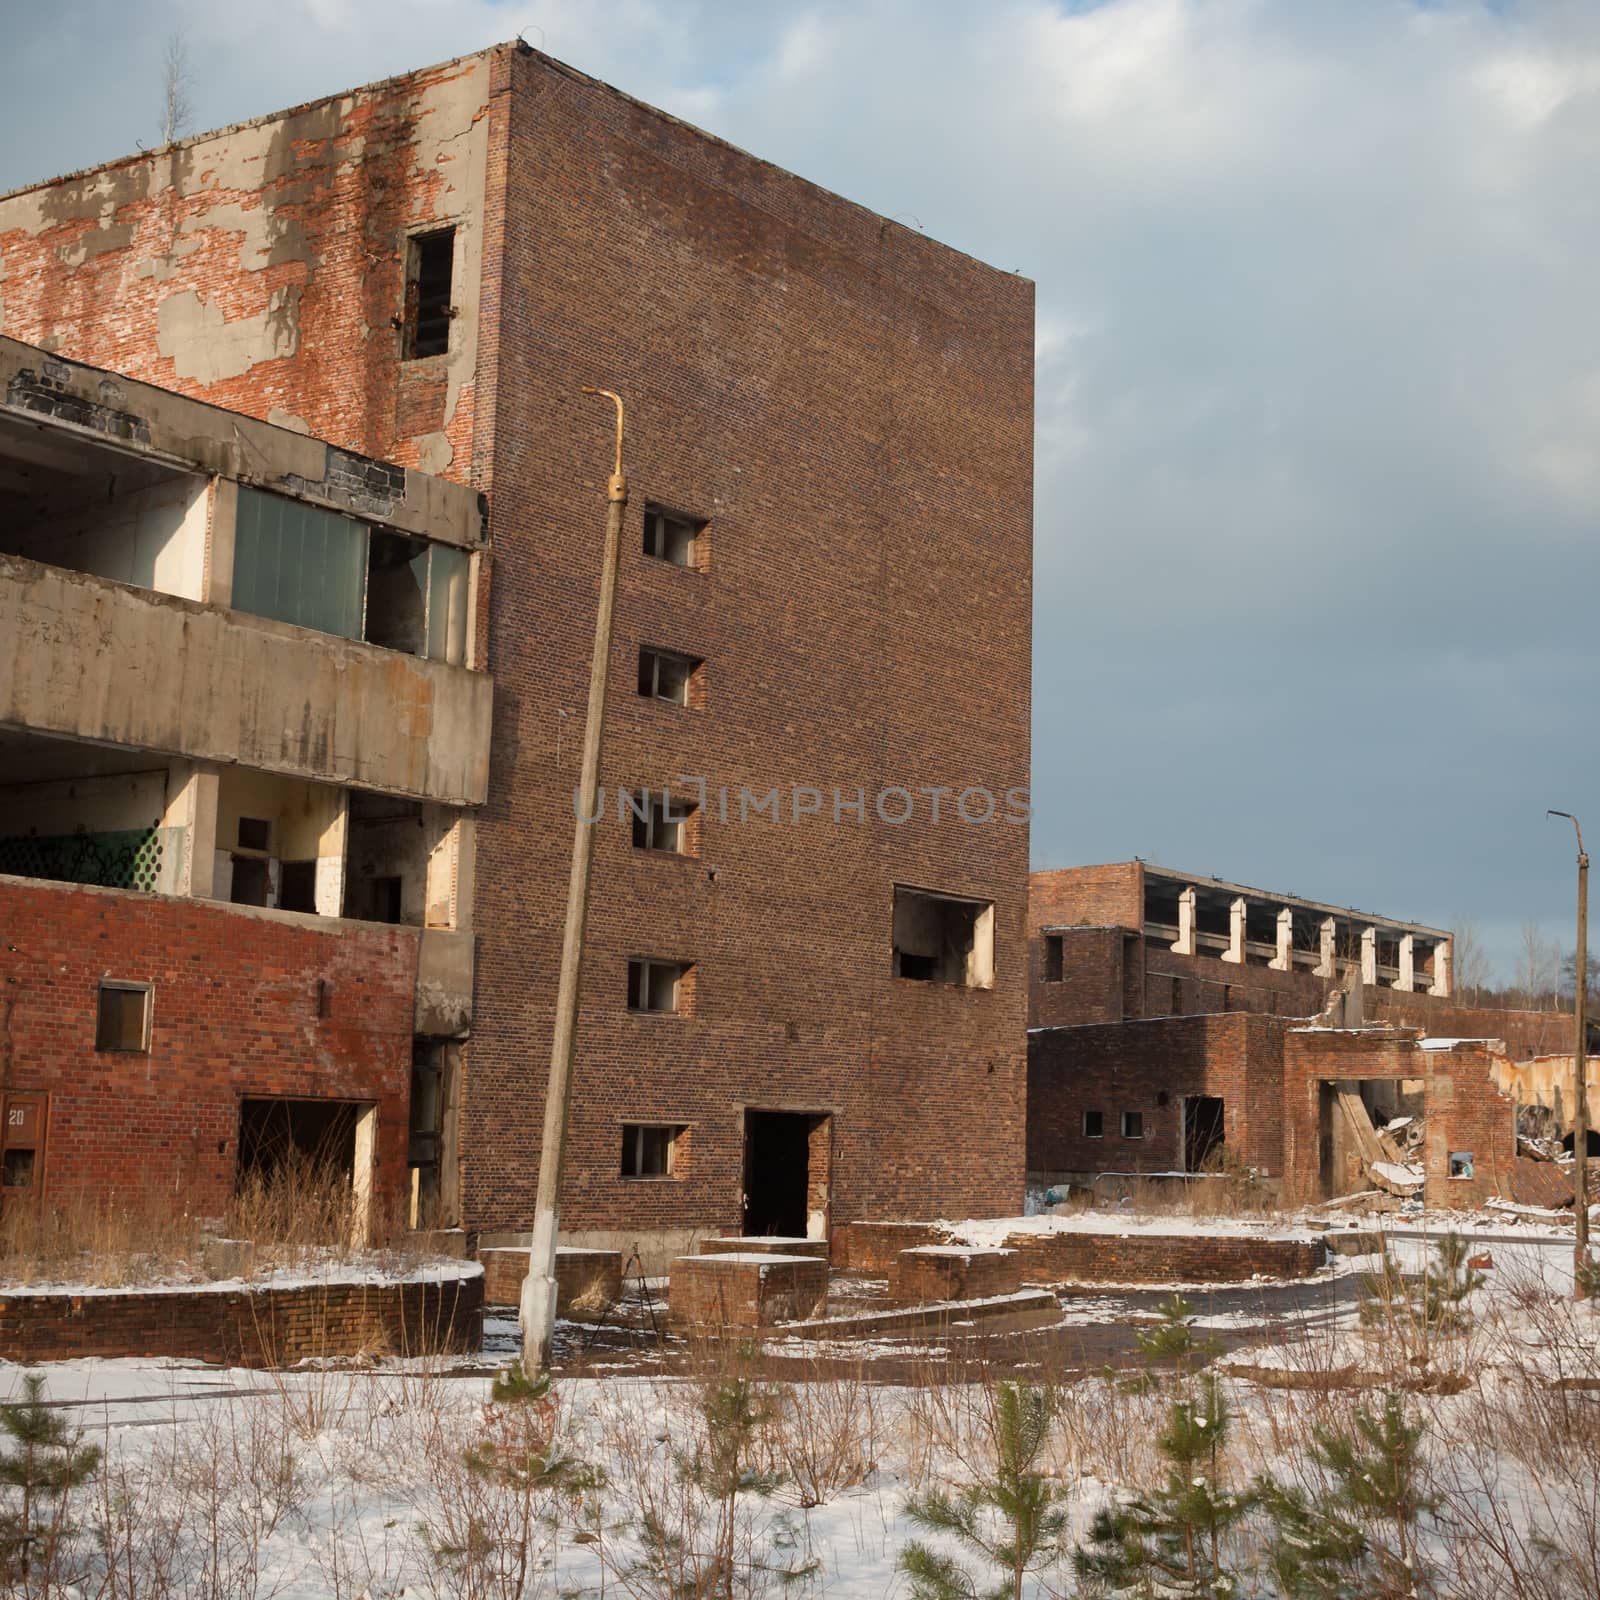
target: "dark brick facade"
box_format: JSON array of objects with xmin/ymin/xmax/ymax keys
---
[
  {"xmin": 2, "ymin": 45, "xmax": 1033, "ymax": 1246},
  {"xmin": 0, "ymin": 876, "xmax": 416, "ymax": 1216}
]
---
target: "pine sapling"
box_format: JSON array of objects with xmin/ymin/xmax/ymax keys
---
[
  {"xmin": 900, "ymin": 1380, "xmax": 1070, "ymax": 1600},
  {"xmin": 0, "ymin": 1372, "xmax": 101, "ymax": 1581},
  {"xmin": 1259, "ymin": 1390, "xmax": 1437, "ymax": 1600},
  {"xmin": 1075, "ymin": 1374, "xmax": 1252, "ymax": 1598}
]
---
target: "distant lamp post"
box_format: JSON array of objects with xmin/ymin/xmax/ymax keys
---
[{"xmin": 1549, "ymin": 809, "xmax": 1591, "ymax": 1291}]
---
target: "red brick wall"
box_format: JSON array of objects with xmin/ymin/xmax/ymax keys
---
[
  {"xmin": 1029, "ymin": 864, "xmax": 1142, "ymax": 934},
  {"xmin": 464, "ymin": 48, "xmax": 1032, "ymax": 1238},
  {"xmin": 0, "ymin": 877, "xmax": 416, "ymax": 1217},
  {"xmin": 0, "ymin": 1271, "xmax": 482, "ymax": 1365},
  {"xmin": 1004, "ymin": 1228, "xmax": 1326, "ymax": 1285},
  {"xmin": 1028, "ymin": 1013, "xmax": 1291, "ymax": 1177},
  {"xmin": 1281, "ymin": 1030, "xmax": 1517, "ymax": 1208},
  {"xmin": 1030, "ymin": 927, "xmax": 1130, "ymax": 1028},
  {"xmin": 838, "ymin": 1221, "xmax": 956, "ymax": 1271}
]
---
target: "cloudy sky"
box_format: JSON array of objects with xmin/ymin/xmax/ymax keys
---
[{"xmin": 4, "ymin": 0, "xmax": 1597, "ymax": 982}]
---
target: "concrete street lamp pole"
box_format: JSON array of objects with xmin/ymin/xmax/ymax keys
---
[
  {"xmin": 522, "ymin": 389, "xmax": 627, "ymax": 1374},
  {"xmin": 1549, "ymin": 809, "xmax": 1590, "ymax": 1292}
]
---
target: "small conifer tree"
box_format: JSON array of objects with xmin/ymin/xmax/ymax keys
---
[
  {"xmin": 1075, "ymin": 1374, "xmax": 1250, "ymax": 1598},
  {"xmin": 0, "ymin": 1372, "xmax": 101, "ymax": 1580},
  {"xmin": 1258, "ymin": 1390, "xmax": 1437, "ymax": 1599},
  {"xmin": 900, "ymin": 1381, "xmax": 1069, "ymax": 1600}
]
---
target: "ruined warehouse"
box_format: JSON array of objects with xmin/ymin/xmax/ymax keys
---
[
  {"xmin": 0, "ymin": 44, "xmax": 1035, "ymax": 1261},
  {"xmin": 1027, "ymin": 861, "xmax": 1575, "ymax": 1207}
]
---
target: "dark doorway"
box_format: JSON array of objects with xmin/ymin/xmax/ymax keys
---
[
  {"xmin": 1184, "ymin": 1095, "xmax": 1225, "ymax": 1172},
  {"xmin": 743, "ymin": 1111, "xmax": 829, "ymax": 1238}
]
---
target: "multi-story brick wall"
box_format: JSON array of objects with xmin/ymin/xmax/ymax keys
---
[
  {"xmin": 2, "ymin": 43, "xmax": 1033, "ymax": 1247},
  {"xmin": 471, "ymin": 46, "xmax": 1032, "ymax": 1241},
  {"xmin": 1028, "ymin": 1013, "xmax": 1290, "ymax": 1179},
  {"xmin": 0, "ymin": 876, "xmax": 416, "ymax": 1216}
]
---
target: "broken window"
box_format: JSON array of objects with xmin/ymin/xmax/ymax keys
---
[
  {"xmin": 1121, "ymin": 1111, "xmax": 1144, "ymax": 1140},
  {"xmin": 627, "ymin": 790, "xmax": 697, "ymax": 854},
  {"xmin": 1044, "ymin": 934, "xmax": 1064, "ymax": 983},
  {"xmin": 1082, "ymin": 1110, "xmax": 1104, "ymax": 1139},
  {"xmin": 96, "ymin": 981, "xmax": 151, "ymax": 1052},
  {"xmin": 628, "ymin": 958, "xmax": 688, "ymax": 1014},
  {"xmin": 620, "ymin": 1124, "xmax": 682, "ymax": 1178},
  {"xmin": 892, "ymin": 886, "xmax": 995, "ymax": 988},
  {"xmin": 232, "ymin": 488, "xmax": 470, "ymax": 664},
  {"xmin": 1449, "ymin": 1151, "xmax": 1475, "ymax": 1180},
  {"xmin": 643, "ymin": 506, "xmax": 704, "ymax": 568},
  {"xmin": 638, "ymin": 646, "xmax": 702, "ymax": 706},
  {"xmin": 365, "ymin": 531, "xmax": 429, "ymax": 654},
  {"xmin": 404, "ymin": 228, "xmax": 455, "ymax": 359}
]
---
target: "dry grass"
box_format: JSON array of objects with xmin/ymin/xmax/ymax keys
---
[{"xmin": 0, "ymin": 1151, "xmax": 426, "ymax": 1290}]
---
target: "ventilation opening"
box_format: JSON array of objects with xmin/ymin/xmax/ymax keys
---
[{"xmin": 405, "ymin": 229, "xmax": 455, "ymax": 359}]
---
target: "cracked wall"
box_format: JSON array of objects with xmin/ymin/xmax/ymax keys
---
[{"xmin": 0, "ymin": 54, "xmax": 492, "ymax": 484}]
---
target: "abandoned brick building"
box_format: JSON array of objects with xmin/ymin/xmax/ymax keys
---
[
  {"xmin": 0, "ymin": 44, "xmax": 1033, "ymax": 1261},
  {"xmin": 0, "ymin": 337, "xmax": 488, "ymax": 1233},
  {"xmin": 1027, "ymin": 861, "xmax": 1572, "ymax": 1206}
]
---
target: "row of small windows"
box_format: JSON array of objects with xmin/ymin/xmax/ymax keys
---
[{"xmin": 1081, "ymin": 1110, "xmax": 1143, "ymax": 1140}]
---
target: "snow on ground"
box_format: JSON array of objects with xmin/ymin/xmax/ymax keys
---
[{"xmin": 3, "ymin": 1234, "xmax": 1599, "ymax": 1598}]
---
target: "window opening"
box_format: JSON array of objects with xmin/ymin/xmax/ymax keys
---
[
  {"xmin": 638, "ymin": 647, "xmax": 701, "ymax": 705},
  {"xmin": 628, "ymin": 958, "xmax": 687, "ymax": 1014},
  {"xmin": 620, "ymin": 1124, "xmax": 681, "ymax": 1178},
  {"xmin": 405, "ymin": 229, "xmax": 455, "ymax": 359},
  {"xmin": 643, "ymin": 506, "xmax": 703, "ymax": 568},
  {"xmin": 96, "ymin": 981, "xmax": 151, "ymax": 1052},
  {"xmin": 892, "ymin": 886, "xmax": 995, "ymax": 988}
]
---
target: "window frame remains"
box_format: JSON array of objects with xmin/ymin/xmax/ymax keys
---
[
  {"xmin": 627, "ymin": 789, "xmax": 698, "ymax": 855},
  {"xmin": 627, "ymin": 957, "xmax": 689, "ymax": 1015},
  {"xmin": 96, "ymin": 980, "xmax": 152, "ymax": 1053},
  {"xmin": 637, "ymin": 646, "xmax": 703, "ymax": 707},
  {"xmin": 620, "ymin": 1123, "xmax": 683, "ymax": 1179},
  {"xmin": 1121, "ymin": 1110, "xmax": 1144, "ymax": 1140},
  {"xmin": 642, "ymin": 505, "xmax": 705, "ymax": 570}
]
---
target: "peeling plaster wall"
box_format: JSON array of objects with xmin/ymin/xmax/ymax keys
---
[{"xmin": 0, "ymin": 55, "xmax": 492, "ymax": 482}]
